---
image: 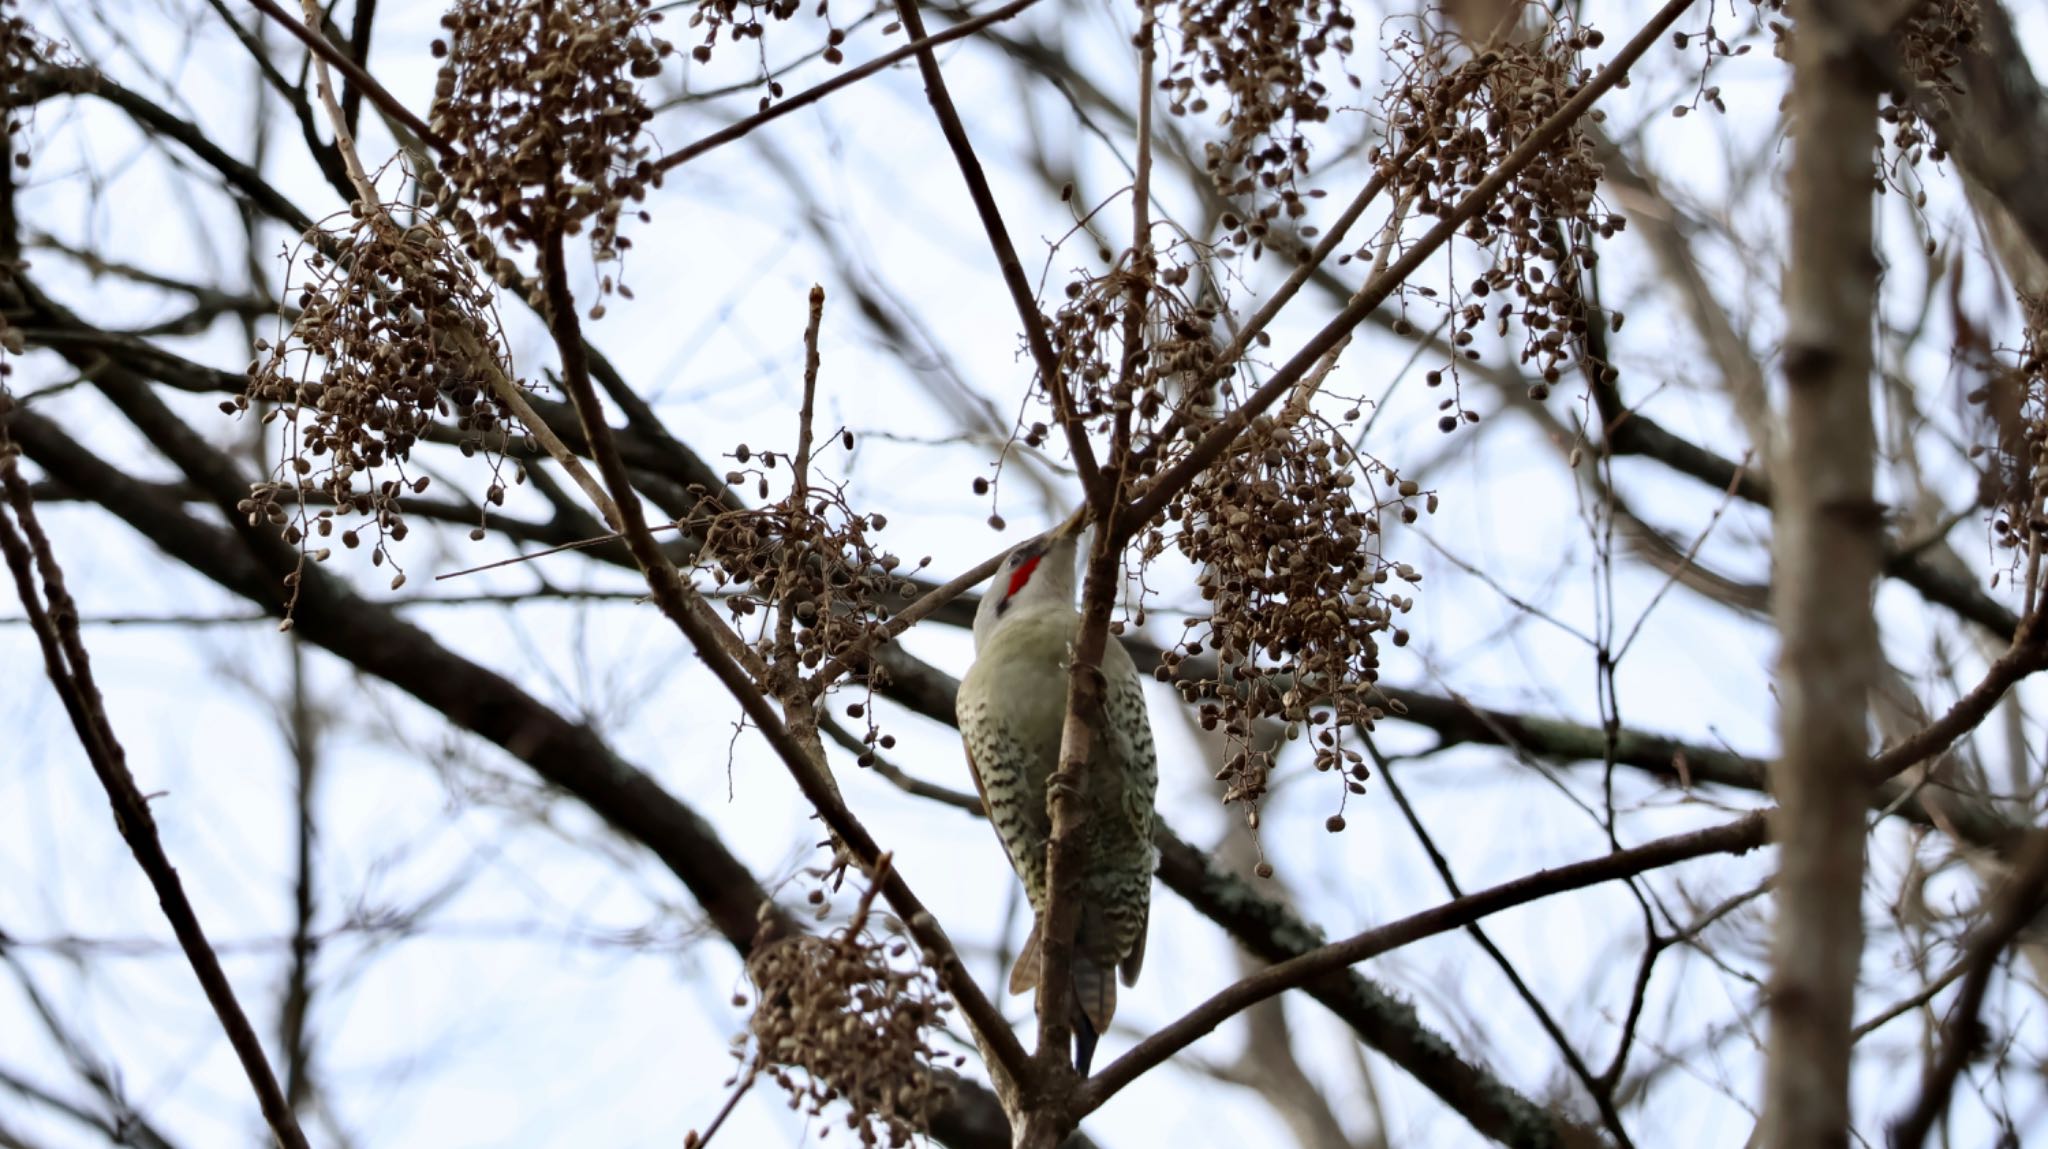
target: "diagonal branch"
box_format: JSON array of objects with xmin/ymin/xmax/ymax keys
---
[
  {"xmin": 243, "ymin": 0, "xmax": 447, "ymax": 149},
  {"xmin": 893, "ymin": 0, "xmax": 1104, "ymax": 503},
  {"xmin": 1113, "ymin": 0, "xmax": 1701, "ymax": 540},
  {"xmin": 533, "ymin": 227, "xmax": 1034, "ymax": 1089},
  {"xmin": 0, "ymin": 412, "xmax": 312, "ymax": 1149},
  {"xmin": 1865, "ymin": 618, "xmax": 2048, "ymax": 786},
  {"xmin": 1378, "ymin": 758, "xmax": 1635, "ymax": 1148},
  {"xmin": 1079, "ymin": 811, "xmax": 1770, "ymax": 1115},
  {"xmin": 657, "ymin": 0, "xmax": 1048, "ymax": 174},
  {"xmin": 0, "ymin": 401, "xmax": 1059, "ymax": 1149},
  {"xmin": 1886, "ymin": 829, "xmax": 2048, "ymax": 1149}
]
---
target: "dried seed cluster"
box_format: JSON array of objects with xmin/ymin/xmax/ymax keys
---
[
  {"xmin": 700, "ymin": 436, "xmax": 929, "ymax": 680},
  {"xmin": 427, "ymin": 0, "xmax": 670, "ymax": 282},
  {"xmin": 1379, "ymin": 24, "xmax": 1623, "ymax": 402},
  {"xmin": 733, "ymin": 871, "xmax": 948, "ymax": 1147},
  {"xmin": 1047, "ymin": 255, "xmax": 1222, "ymax": 436},
  {"xmin": 1667, "ymin": 20, "xmax": 1745, "ymax": 119},
  {"xmin": 1004, "ymin": 234, "xmax": 1430, "ymax": 820},
  {"xmin": 2, "ymin": 3, "xmax": 41, "ymax": 166},
  {"xmin": 233, "ymin": 211, "xmax": 520, "ymax": 605},
  {"xmin": 1160, "ymin": 0, "xmax": 1359, "ymax": 226},
  {"xmin": 1145, "ymin": 414, "xmax": 1432, "ymax": 809},
  {"xmin": 1967, "ymin": 295, "xmax": 2048, "ymax": 562},
  {"xmin": 4, "ymin": 6, "xmax": 81, "ymax": 175},
  {"xmin": 1892, "ymin": 0, "xmax": 1977, "ymax": 100},
  {"xmin": 1877, "ymin": 0, "xmax": 1977, "ymax": 192},
  {"xmin": 685, "ymin": 0, "xmax": 839, "ymax": 77},
  {"xmin": 0, "ymin": 0, "xmax": 30, "ymax": 378}
]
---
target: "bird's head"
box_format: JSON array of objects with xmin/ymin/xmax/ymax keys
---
[{"xmin": 972, "ymin": 510, "xmax": 1086, "ymax": 652}]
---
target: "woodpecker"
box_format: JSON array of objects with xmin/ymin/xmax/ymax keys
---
[{"xmin": 956, "ymin": 516, "xmax": 1158, "ymax": 1076}]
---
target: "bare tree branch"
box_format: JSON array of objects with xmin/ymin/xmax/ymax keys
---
[
  {"xmin": 658, "ymin": 0, "xmax": 1048, "ymax": 173},
  {"xmin": 1887, "ymin": 830, "xmax": 2048, "ymax": 1149},
  {"xmin": 1116, "ymin": 0, "xmax": 1701, "ymax": 538},
  {"xmin": 892, "ymin": 0, "xmax": 1104, "ymax": 502},
  {"xmin": 0, "ymin": 412, "xmax": 311, "ymax": 1149},
  {"xmin": 1082, "ymin": 812, "xmax": 1770, "ymax": 1116},
  {"xmin": 0, "ymin": 402, "xmax": 1046, "ymax": 1149},
  {"xmin": 1763, "ymin": 5, "xmax": 1883, "ymax": 1143},
  {"xmin": 243, "ymin": 0, "xmax": 446, "ymax": 149}
]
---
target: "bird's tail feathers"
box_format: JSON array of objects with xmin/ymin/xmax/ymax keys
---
[
  {"xmin": 1008, "ymin": 917, "xmax": 1041, "ymax": 996},
  {"xmin": 1009, "ymin": 920, "xmax": 1118, "ymax": 1076}
]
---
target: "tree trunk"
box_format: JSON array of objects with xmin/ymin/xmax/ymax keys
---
[{"xmin": 1763, "ymin": 3, "xmax": 1882, "ymax": 1146}]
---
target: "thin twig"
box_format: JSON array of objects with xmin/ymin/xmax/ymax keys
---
[
  {"xmin": 433, "ymin": 520, "xmax": 681, "ymax": 580},
  {"xmin": 1108, "ymin": 15, "xmax": 1155, "ymax": 479},
  {"xmin": 1866, "ymin": 621, "xmax": 2048, "ymax": 785},
  {"xmin": 245, "ymin": 0, "xmax": 448, "ymax": 150},
  {"xmin": 1612, "ymin": 451, "xmax": 1749, "ymax": 663},
  {"xmin": 1888, "ymin": 830, "xmax": 2048, "ymax": 1148},
  {"xmin": 1115, "ymin": 0, "xmax": 1702, "ymax": 541},
  {"xmin": 692, "ymin": 1069, "xmax": 757, "ymax": 1149},
  {"xmin": 759, "ymin": 290, "xmax": 851, "ymax": 882},
  {"xmin": 534, "ymin": 218, "xmax": 1033, "ymax": 1090},
  {"xmin": 1378, "ymin": 756, "xmax": 1635, "ymax": 1148},
  {"xmin": 893, "ymin": 0, "xmax": 1103, "ymax": 503},
  {"xmin": 805, "ymin": 548, "xmax": 1006, "ymax": 697},
  {"xmin": 824, "ymin": 716, "xmax": 985, "ymax": 814},
  {"xmin": 656, "ymin": 0, "xmax": 1047, "ymax": 174},
  {"xmin": 776, "ymin": 285, "xmax": 828, "ymax": 685},
  {"xmin": 1851, "ymin": 958, "xmax": 1967, "ymax": 1042}
]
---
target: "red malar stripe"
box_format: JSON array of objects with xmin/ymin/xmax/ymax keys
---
[{"xmin": 1005, "ymin": 555, "xmax": 1043, "ymax": 599}]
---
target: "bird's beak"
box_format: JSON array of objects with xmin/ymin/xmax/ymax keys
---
[{"xmin": 1050, "ymin": 506, "xmax": 1089, "ymax": 541}]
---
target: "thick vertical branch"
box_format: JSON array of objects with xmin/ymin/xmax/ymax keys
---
[
  {"xmin": 1763, "ymin": 4, "xmax": 1881, "ymax": 1146},
  {"xmin": 1018, "ymin": 21, "xmax": 1162, "ymax": 1144},
  {"xmin": 1016, "ymin": 525, "xmax": 1123, "ymax": 1149}
]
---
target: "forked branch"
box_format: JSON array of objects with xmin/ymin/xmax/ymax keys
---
[
  {"xmin": 1077, "ymin": 811, "xmax": 1770, "ymax": 1112},
  {"xmin": 1887, "ymin": 829, "xmax": 2048, "ymax": 1149},
  {"xmin": 531, "ymin": 227, "xmax": 1034, "ymax": 1089}
]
